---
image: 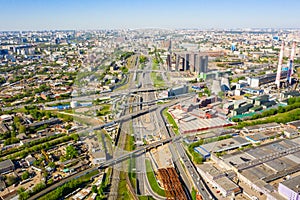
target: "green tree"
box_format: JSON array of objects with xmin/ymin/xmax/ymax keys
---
[
  {"xmin": 19, "ymin": 125, "xmax": 26, "ymax": 134},
  {"xmin": 21, "ymin": 171, "xmax": 30, "ymax": 180},
  {"xmin": 66, "ymin": 145, "xmax": 78, "ymax": 159},
  {"xmin": 203, "ymin": 88, "xmax": 211, "ymax": 96},
  {"xmin": 218, "ymin": 91, "xmax": 225, "ymax": 98},
  {"xmin": 48, "ymin": 162, "xmax": 56, "ymax": 169},
  {"xmin": 92, "ymin": 185, "xmax": 98, "ymax": 193},
  {"xmin": 17, "ymin": 187, "xmax": 30, "ymax": 200},
  {"xmin": 4, "ymin": 137, "xmax": 20, "ymax": 145},
  {"xmin": 6, "ymin": 175, "xmax": 17, "ymax": 186},
  {"xmin": 32, "ymin": 182, "xmax": 46, "ymax": 194},
  {"xmin": 14, "ymin": 116, "xmax": 21, "ymax": 124},
  {"xmin": 139, "ymin": 55, "xmax": 148, "ymax": 64}
]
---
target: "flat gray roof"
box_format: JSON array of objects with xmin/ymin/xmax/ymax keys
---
[
  {"xmin": 280, "ymin": 175, "xmax": 300, "ymax": 193},
  {"xmin": 0, "ymin": 159, "xmax": 14, "ymax": 170},
  {"xmin": 265, "ymin": 157, "xmax": 296, "ymax": 173},
  {"xmin": 223, "ymin": 152, "xmax": 255, "ymax": 167},
  {"xmin": 287, "ymin": 120, "xmax": 300, "ymax": 128},
  {"xmin": 197, "ymin": 163, "xmax": 223, "ymax": 178},
  {"xmin": 200, "ymin": 136, "xmax": 250, "ymax": 153},
  {"xmin": 244, "ymin": 122, "xmax": 279, "ymax": 131},
  {"xmin": 215, "ymin": 176, "xmax": 239, "ymax": 191}
]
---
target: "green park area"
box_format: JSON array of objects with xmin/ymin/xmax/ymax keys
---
[
  {"xmin": 163, "ymin": 108, "xmax": 179, "ymax": 135},
  {"xmin": 145, "ymin": 159, "xmax": 166, "ymax": 197}
]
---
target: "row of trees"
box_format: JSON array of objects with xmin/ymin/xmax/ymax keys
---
[
  {"xmin": 233, "ymin": 97, "xmax": 300, "ymax": 124},
  {"xmin": 1, "ymin": 134, "xmax": 78, "ymax": 162},
  {"xmin": 187, "ymin": 134, "xmax": 233, "ymax": 164},
  {"xmin": 38, "ymin": 170, "xmax": 98, "ymax": 200},
  {"xmin": 233, "ymin": 97, "xmax": 300, "ymax": 123},
  {"xmin": 235, "ymin": 108, "xmax": 300, "ymax": 129},
  {"xmin": 18, "ymin": 182, "xmax": 46, "ymax": 200},
  {"xmin": 251, "ymin": 103, "xmax": 300, "ymax": 120},
  {"xmin": 0, "ymin": 133, "xmax": 65, "ymax": 158},
  {"xmin": 120, "ymin": 52, "xmax": 134, "ymax": 61}
]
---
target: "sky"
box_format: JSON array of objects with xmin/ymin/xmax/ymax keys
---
[{"xmin": 0, "ymin": 0, "xmax": 300, "ymax": 30}]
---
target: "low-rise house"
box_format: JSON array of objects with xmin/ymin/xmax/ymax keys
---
[
  {"xmin": 25, "ymin": 155, "xmax": 36, "ymax": 166},
  {"xmin": 28, "ymin": 118, "xmax": 61, "ymax": 129},
  {"xmin": 0, "ymin": 160, "xmax": 15, "ymax": 174}
]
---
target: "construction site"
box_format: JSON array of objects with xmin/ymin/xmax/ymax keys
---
[{"xmin": 157, "ymin": 167, "xmax": 188, "ymax": 200}]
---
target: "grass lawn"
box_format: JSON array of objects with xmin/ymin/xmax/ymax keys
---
[
  {"xmin": 145, "ymin": 159, "xmax": 166, "ymax": 197},
  {"xmin": 97, "ymin": 104, "xmax": 111, "ymax": 116},
  {"xmin": 128, "ymin": 157, "xmax": 136, "ymax": 189},
  {"xmin": 191, "ymin": 187, "xmax": 197, "ymax": 200},
  {"xmin": 150, "ymin": 72, "xmax": 165, "ymax": 88},
  {"xmin": 163, "ymin": 108, "xmax": 179, "ymax": 135},
  {"xmin": 117, "ymin": 171, "xmax": 133, "ymax": 200},
  {"xmin": 152, "ymin": 62, "xmax": 159, "ymax": 70}
]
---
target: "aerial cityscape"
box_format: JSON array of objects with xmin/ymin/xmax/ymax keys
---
[{"xmin": 1, "ymin": 1, "xmax": 300, "ymax": 200}]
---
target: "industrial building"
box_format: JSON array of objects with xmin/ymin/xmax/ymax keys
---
[
  {"xmin": 212, "ymin": 137, "xmax": 300, "ymax": 200},
  {"xmin": 198, "ymin": 136, "xmax": 250, "ymax": 153},
  {"xmin": 245, "ymin": 131, "xmax": 278, "ymax": 143},
  {"xmin": 229, "ymin": 96, "xmax": 278, "ymax": 117},
  {"xmin": 248, "ymin": 71, "xmax": 287, "ymax": 88},
  {"xmin": 167, "ymin": 85, "xmax": 189, "ymax": 97},
  {"xmin": 170, "ymin": 110, "xmax": 232, "ymax": 133},
  {"xmin": 242, "ymin": 122, "xmax": 281, "ymax": 133},
  {"xmin": 194, "ymin": 146, "xmax": 211, "ymax": 159},
  {"xmin": 278, "ymin": 175, "xmax": 300, "ymax": 200},
  {"xmin": 197, "ymin": 164, "xmax": 241, "ymax": 197},
  {"xmin": 287, "ymin": 120, "xmax": 300, "ymax": 130}
]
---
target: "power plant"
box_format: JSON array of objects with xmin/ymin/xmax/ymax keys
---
[{"xmin": 275, "ymin": 41, "xmax": 298, "ymax": 88}]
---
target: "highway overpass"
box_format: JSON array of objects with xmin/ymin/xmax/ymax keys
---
[{"xmin": 98, "ymin": 135, "xmax": 182, "ymax": 169}]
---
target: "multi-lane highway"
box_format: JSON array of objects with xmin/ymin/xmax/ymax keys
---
[
  {"xmin": 159, "ymin": 106, "xmax": 215, "ymax": 200},
  {"xmin": 107, "ymin": 55, "xmax": 140, "ymax": 200},
  {"xmin": 29, "ymin": 54, "xmax": 214, "ymax": 200}
]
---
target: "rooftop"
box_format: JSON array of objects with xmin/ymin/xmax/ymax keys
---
[
  {"xmin": 200, "ymin": 136, "xmax": 250, "ymax": 153},
  {"xmin": 197, "ymin": 163, "xmax": 223, "ymax": 178},
  {"xmin": 0, "ymin": 159, "xmax": 14, "ymax": 171},
  {"xmin": 287, "ymin": 120, "xmax": 300, "ymax": 129},
  {"xmin": 243, "ymin": 122, "xmax": 280, "ymax": 131},
  {"xmin": 280, "ymin": 175, "xmax": 300, "ymax": 193},
  {"xmin": 215, "ymin": 176, "xmax": 240, "ymax": 191}
]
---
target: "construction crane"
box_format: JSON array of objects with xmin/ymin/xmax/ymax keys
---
[
  {"xmin": 41, "ymin": 149, "xmax": 49, "ymax": 162},
  {"xmin": 293, "ymin": 80, "xmax": 299, "ymax": 90},
  {"xmin": 275, "ymin": 42, "xmax": 285, "ymax": 90},
  {"xmin": 287, "ymin": 41, "xmax": 296, "ymax": 84}
]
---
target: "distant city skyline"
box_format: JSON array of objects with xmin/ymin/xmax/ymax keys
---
[{"xmin": 1, "ymin": 0, "xmax": 300, "ymax": 31}]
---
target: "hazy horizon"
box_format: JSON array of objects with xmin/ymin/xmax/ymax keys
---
[{"xmin": 1, "ymin": 0, "xmax": 300, "ymax": 31}]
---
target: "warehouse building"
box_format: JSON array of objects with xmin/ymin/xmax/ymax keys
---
[
  {"xmin": 0, "ymin": 160, "xmax": 15, "ymax": 174},
  {"xmin": 278, "ymin": 175, "xmax": 300, "ymax": 200},
  {"xmin": 197, "ymin": 164, "xmax": 241, "ymax": 197}
]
